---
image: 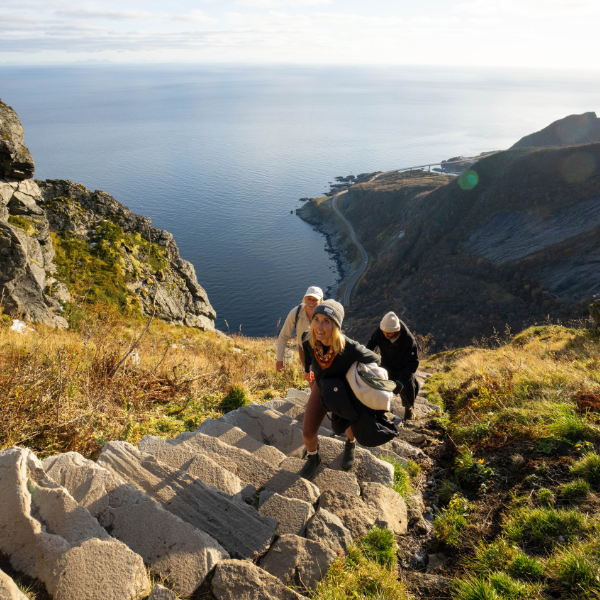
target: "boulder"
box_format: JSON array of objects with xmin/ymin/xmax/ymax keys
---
[
  {"xmin": 0, "ymin": 446, "xmax": 150, "ymax": 600},
  {"xmin": 317, "ymin": 437, "xmax": 394, "ymax": 485},
  {"xmin": 211, "ymin": 560, "xmax": 308, "ymax": 600},
  {"xmin": 148, "ymin": 584, "xmax": 177, "ymax": 600},
  {"xmin": 258, "ymin": 492, "xmax": 314, "ymax": 536},
  {"xmin": 318, "ymin": 490, "xmax": 379, "ymax": 539},
  {"xmin": 305, "ymin": 508, "xmax": 352, "ymax": 552},
  {"xmin": 98, "ymin": 442, "xmax": 276, "ymax": 559},
  {"xmin": 43, "ymin": 452, "xmax": 227, "ymax": 596},
  {"xmin": 280, "ymin": 457, "xmax": 361, "ymax": 496},
  {"xmin": 137, "ymin": 435, "xmax": 255, "ymax": 501},
  {"xmin": 360, "ymin": 482, "xmax": 408, "ymax": 535},
  {"xmin": 260, "ymin": 534, "xmax": 337, "ymax": 591},
  {"xmin": 0, "ymin": 568, "xmax": 28, "ymax": 600},
  {"xmin": 0, "ymin": 101, "xmax": 35, "ymax": 179},
  {"xmin": 194, "ymin": 419, "xmax": 286, "ymax": 466}
]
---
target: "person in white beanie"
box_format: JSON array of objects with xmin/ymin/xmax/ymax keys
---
[
  {"xmin": 275, "ymin": 286, "xmax": 323, "ymax": 385},
  {"xmin": 366, "ymin": 311, "xmax": 420, "ymax": 421}
]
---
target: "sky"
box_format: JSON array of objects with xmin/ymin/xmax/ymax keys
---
[{"xmin": 1, "ymin": 0, "xmax": 600, "ymax": 68}]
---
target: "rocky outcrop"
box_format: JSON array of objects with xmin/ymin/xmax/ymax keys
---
[
  {"xmin": 0, "ymin": 568, "xmax": 28, "ymax": 600},
  {"xmin": 38, "ymin": 179, "xmax": 216, "ymax": 330},
  {"xmin": 0, "ymin": 101, "xmax": 35, "ymax": 180},
  {"xmin": 511, "ymin": 112, "xmax": 600, "ymax": 149}
]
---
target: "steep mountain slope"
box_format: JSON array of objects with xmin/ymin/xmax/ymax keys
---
[
  {"xmin": 326, "ymin": 145, "xmax": 600, "ymax": 346},
  {"xmin": 511, "ymin": 112, "xmax": 600, "ymax": 149}
]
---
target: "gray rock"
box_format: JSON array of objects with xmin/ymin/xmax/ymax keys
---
[
  {"xmin": 212, "ymin": 560, "xmax": 308, "ymax": 600},
  {"xmin": 8, "ymin": 191, "xmax": 44, "ymax": 216},
  {"xmin": 0, "ymin": 101, "xmax": 35, "ymax": 179},
  {"xmin": 43, "ymin": 451, "xmax": 227, "ymax": 596},
  {"xmin": 98, "ymin": 441, "xmax": 276, "ymax": 559},
  {"xmin": 376, "ymin": 438, "xmax": 425, "ymax": 461},
  {"xmin": 195, "ymin": 419, "xmax": 286, "ymax": 466},
  {"xmin": 0, "ymin": 446, "xmax": 150, "ymax": 600},
  {"xmin": 360, "ymin": 482, "xmax": 408, "ymax": 535},
  {"xmin": 317, "ymin": 437, "xmax": 394, "ymax": 485},
  {"xmin": 217, "ymin": 404, "xmax": 308, "ymax": 457},
  {"xmin": 148, "ymin": 584, "xmax": 177, "ymax": 600},
  {"xmin": 406, "ymin": 572, "xmax": 451, "ymax": 591},
  {"xmin": 262, "ymin": 397, "xmax": 308, "ymax": 422},
  {"xmin": 305, "ymin": 508, "xmax": 352, "ymax": 553},
  {"xmin": 280, "ymin": 457, "xmax": 361, "ymax": 496},
  {"xmin": 260, "ymin": 534, "xmax": 338, "ymax": 591},
  {"xmin": 0, "ymin": 568, "xmax": 28, "ymax": 600},
  {"xmin": 426, "ymin": 553, "xmax": 449, "ymax": 574},
  {"xmin": 319, "ymin": 490, "xmax": 379, "ymax": 539},
  {"xmin": 258, "ymin": 492, "xmax": 314, "ymax": 536},
  {"xmin": 137, "ymin": 435, "xmax": 255, "ymax": 501}
]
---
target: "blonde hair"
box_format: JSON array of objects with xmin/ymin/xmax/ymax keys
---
[{"xmin": 308, "ymin": 320, "xmax": 346, "ymax": 354}]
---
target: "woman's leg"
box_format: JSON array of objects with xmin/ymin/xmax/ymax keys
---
[
  {"xmin": 345, "ymin": 426, "xmax": 355, "ymax": 441},
  {"xmin": 302, "ymin": 382, "xmax": 327, "ymax": 453}
]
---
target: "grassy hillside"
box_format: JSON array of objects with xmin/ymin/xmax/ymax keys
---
[
  {"xmin": 425, "ymin": 324, "xmax": 600, "ymax": 599},
  {"xmin": 332, "ymin": 145, "xmax": 600, "ymax": 347}
]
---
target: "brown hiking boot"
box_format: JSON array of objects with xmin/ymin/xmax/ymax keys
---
[
  {"xmin": 342, "ymin": 439, "xmax": 356, "ymax": 470},
  {"xmin": 404, "ymin": 407, "xmax": 414, "ymax": 421},
  {"xmin": 299, "ymin": 452, "xmax": 321, "ymax": 480}
]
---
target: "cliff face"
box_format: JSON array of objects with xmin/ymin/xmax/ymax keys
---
[
  {"xmin": 511, "ymin": 112, "xmax": 600, "ymax": 149},
  {"xmin": 307, "ymin": 145, "xmax": 600, "ymax": 347},
  {"xmin": 0, "ymin": 101, "xmax": 215, "ymax": 331}
]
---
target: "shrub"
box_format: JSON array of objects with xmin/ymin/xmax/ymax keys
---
[
  {"xmin": 453, "ymin": 449, "xmax": 495, "ymax": 491},
  {"xmin": 358, "ymin": 526, "xmax": 397, "ymax": 569},
  {"xmin": 221, "ymin": 384, "xmax": 250, "ymax": 411}
]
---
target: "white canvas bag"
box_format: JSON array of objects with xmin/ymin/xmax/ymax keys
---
[{"xmin": 346, "ymin": 361, "xmax": 393, "ymax": 412}]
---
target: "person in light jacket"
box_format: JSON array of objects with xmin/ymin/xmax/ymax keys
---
[
  {"xmin": 299, "ymin": 299, "xmax": 380, "ymax": 480},
  {"xmin": 275, "ymin": 286, "xmax": 323, "ymax": 385},
  {"xmin": 366, "ymin": 311, "xmax": 420, "ymax": 421}
]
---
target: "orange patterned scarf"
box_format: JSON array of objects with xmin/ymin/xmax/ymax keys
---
[{"xmin": 314, "ymin": 341, "xmax": 336, "ymax": 369}]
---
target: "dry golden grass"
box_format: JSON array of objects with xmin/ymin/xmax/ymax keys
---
[{"xmin": 0, "ymin": 303, "xmax": 306, "ymax": 459}]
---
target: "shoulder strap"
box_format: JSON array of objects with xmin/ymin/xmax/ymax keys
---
[{"xmin": 293, "ymin": 305, "xmax": 302, "ymax": 329}]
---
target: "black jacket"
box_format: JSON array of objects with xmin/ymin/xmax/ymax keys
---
[
  {"xmin": 302, "ymin": 333, "xmax": 380, "ymax": 387},
  {"xmin": 365, "ymin": 322, "xmax": 419, "ymax": 384}
]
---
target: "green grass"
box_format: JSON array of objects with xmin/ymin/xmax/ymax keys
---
[
  {"xmin": 537, "ymin": 488, "xmax": 554, "ymax": 505},
  {"xmin": 358, "ymin": 526, "xmax": 397, "ymax": 569},
  {"xmin": 571, "ymin": 452, "xmax": 600, "ymax": 484},
  {"xmin": 559, "ymin": 479, "xmax": 591, "ymax": 499},
  {"xmin": 452, "ymin": 573, "xmax": 543, "ymax": 600},
  {"xmin": 377, "ymin": 454, "xmax": 416, "ymax": 500},
  {"xmin": 221, "ymin": 383, "xmax": 250, "ymax": 411},
  {"xmin": 434, "ymin": 494, "xmax": 471, "ymax": 546},
  {"xmin": 503, "ymin": 507, "xmax": 591, "ymax": 545},
  {"xmin": 550, "ymin": 541, "xmax": 600, "ymax": 598}
]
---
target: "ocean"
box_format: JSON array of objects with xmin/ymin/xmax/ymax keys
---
[{"xmin": 1, "ymin": 64, "xmax": 598, "ymax": 336}]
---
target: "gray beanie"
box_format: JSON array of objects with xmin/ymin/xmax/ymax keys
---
[{"xmin": 312, "ymin": 299, "xmax": 344, "ymax": 329}]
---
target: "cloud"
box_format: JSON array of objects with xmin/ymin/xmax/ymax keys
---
[
  {"xmin": 454, "ymin": 0, "xmax": 600, "ymax": 17},
  {"xmin": 235, "ymin": 0, "xmax": 332, "ymax": 8}
]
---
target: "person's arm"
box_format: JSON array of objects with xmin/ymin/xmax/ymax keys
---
[
  {"xmin": 302, "ymin": 333, "xmax": 314, "ymax": 383},
  {"xmin": 275, "ymin": 307, "xmax": 298, "ymax": 370},
  {"xmin": 351, "ymin": 339, "xmax": 381, "ymax": 366}
]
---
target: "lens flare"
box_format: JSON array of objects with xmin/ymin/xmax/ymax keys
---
[{"xmin": 458, "ymin": 169, "xmax": 479, "ymax": 190}]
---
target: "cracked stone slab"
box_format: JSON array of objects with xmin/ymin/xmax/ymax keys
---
[
  {"xmin": 0, "ymin": 446, "xmax": 150, "ymax": 600},
  {"xmin": 258, "ymin": 492, "xmax": 314, "ymax": 536},
  {"xmin": 360, "ymin": 482, "xmax": 408, "ymax": 535},
  {"xmin": 259, "ymin": 534, "xmax": 337, "ymax": 591},
  {"xmin": 316, "ymin": 437, "xmax": 394, "ymax": 485},
  {"xmin": 137, "ymin": 435, "xmax": 255, "ymax": 501},
  {"xmin": 98, "ymin": 441, "xmax": 276, "ymax": 560},
  {"xmin": 43, "ymin": 451, "xmax": 227, "ymax": 596},
  {"xmin": 194, "ymin": 419, "xmax": 286, "ymax": 466},
  {"xmin": 280, "ymin": 457, "xmax": 360, "ymax": 496},
  {"xmin": 319, "ymin": 490, "xmax": 379, "ymax": 539},
  {"xmin": 212, "ymin": 560, "xmax": 308, "ymax": 600},
  {"xmin": 305, "ymin": 508, "xmax": 352, "ymax": 553}
]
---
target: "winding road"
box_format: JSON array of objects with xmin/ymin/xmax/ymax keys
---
[{"xmin": 332, "ymin": 190, "xmax": 369, "ymax": 307}]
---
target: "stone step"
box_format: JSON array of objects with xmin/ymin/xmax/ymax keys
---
[
  {"xmin": 98, "ymin": 441, "xmax": 277, "ymax": 560},
  {"xmin": 0, "ymin": 447, "xmax": 150, "ymax": 600},
  {"xmin": 194, "ymin": 418, "xmax": 287, "ymax": 466},
  {"xmin": 151, "ymin": 433, "xmax": 320, "ymax": 504},
  {"xmin": 135, "ymin": 434, "xmax": 256, "ymax": 502},
  {"xmin": 43, "ymin": 451, "xmax": 227, "ymax": 597},
  {"xmin": 279, "ymin": 457, "xmax": 361, "ymax": 497},
  {"xmin": 258, "ymin": 492, "xmax": 314, "ymax": 536}
]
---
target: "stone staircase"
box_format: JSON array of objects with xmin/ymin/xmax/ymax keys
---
[{"xmin": 0, "ymin": 372, "xmax": 439, "ymax": 599}]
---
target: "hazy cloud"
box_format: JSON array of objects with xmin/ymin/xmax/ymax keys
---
[{"xmin": 236, "ymin": 0, "xmax": 332, "ymax": 7}]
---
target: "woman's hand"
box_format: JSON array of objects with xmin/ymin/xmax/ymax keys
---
[
  {"xmin": 276, "ymin": 361, "xmax": 284, "ymax": 373},
  {"xmin": 304, "ymin": 372, "xmax": 312, "ymax": 383}
]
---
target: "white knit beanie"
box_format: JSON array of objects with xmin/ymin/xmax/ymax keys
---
[{"xmin": 380, "ymin": 311, "xmax": 401, "ymax": 332}]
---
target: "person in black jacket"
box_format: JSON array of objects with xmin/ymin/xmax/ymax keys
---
[
  {"xmin": 366, "ymin": 311, "xmax": 420, "ymax": 421},
  {"xmin": 299, "ymin": 299, "xmax": 381, "ymax": 480}
]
